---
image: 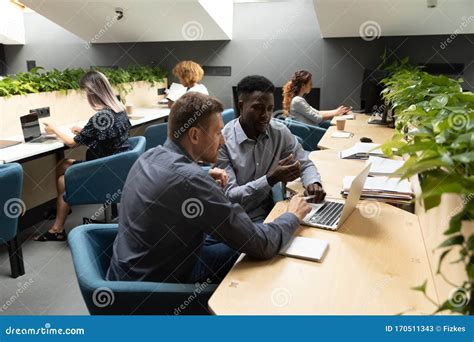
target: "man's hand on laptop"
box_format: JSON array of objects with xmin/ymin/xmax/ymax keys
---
[
  {"xmin": 305, "ymin": 183, "xmax": 326, "ymax": 203},
  {"xmin": 208, "ymin": 167, "xmax": 228, "ymax": 189},
  {"xmin": 266, "ymin": 154, "xmax": 301, "ymax": 186},
  {"xmin": 287, "ymin": 194, "xmax": 311, "ymax": 221}
]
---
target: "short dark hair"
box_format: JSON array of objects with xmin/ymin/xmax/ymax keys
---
[
  {"xmin": 236, "ymin": 75, "xmax": 275, "ymax": 99},
  {"xmin": 168, "ymin": 92, "xmax": 224, "ymax": 141}
]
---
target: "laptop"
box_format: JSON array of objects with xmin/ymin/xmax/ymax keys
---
[
  {"xmin": 20, "ymin": 113, "xmax": 57, "ymax": 143},
  {"xmin": 302, "ymin": 164, "xmax": 371, "ymax": 230}
]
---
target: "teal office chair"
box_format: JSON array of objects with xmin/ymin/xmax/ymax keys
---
[
  {"xmin": 0, "ymin": 163, "xmax": 25, "ymax": 278},
  {"xmin": 275, "ymin": 118, "xmax": 326, "ymax": 151},
  {"xmin": 64, "ymin": 136, "xmax": 146, "ymax": 222},
  {"xmin": 144, "ymin": 122, "xmax": 167, "ymax": 150},
  {"xmin": 222, "ymin": 109, "xmax": 235, "ymax": 125},
  {"xmin": 68, "ymin": 224, "xmax": 217, "ymax": 315}
]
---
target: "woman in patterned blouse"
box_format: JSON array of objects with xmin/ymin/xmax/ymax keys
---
[{"xmin": 34, "ymin": 71, "xmax": 131, "ymax": 241}]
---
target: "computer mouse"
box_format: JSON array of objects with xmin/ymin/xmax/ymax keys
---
[{"xmin": 360, "ymin": 137, "xmax": 373, "ymax": 143}]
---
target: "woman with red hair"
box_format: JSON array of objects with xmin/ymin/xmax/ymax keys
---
[{"xmin": 282, "ymin": 70, "xmax": 351, "ymax": 125}]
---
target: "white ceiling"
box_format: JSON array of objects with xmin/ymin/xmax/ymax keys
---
[
  {"xmin": 0, "ymin": 0, "xmax": 25, "ymax": 44},
  {"xmin": 313, "ymin": 0, "xmax": 474, "ymax": 38},
  {"xmin": 21, "ymin": 0, "xmax": 233, "ymax": 43}
]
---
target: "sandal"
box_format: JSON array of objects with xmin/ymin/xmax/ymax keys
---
[{"xmin": 34, "ymin": 231, "xmax": 67, "ymax": 242}]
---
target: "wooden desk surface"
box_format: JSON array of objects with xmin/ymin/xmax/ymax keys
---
[
  {"xmin": 319, "ymin": 115, "xmax": 394, "ymax": 150},
  {"xmin": 208, "ymin": 201, "xmax": 437, "ymax": 315},
  {"xmin": 0, "ymin": 106, "xmax": 169, "ymax": 163}
]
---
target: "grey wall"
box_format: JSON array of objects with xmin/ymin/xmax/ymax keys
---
[{"xmin": 4, "ymin": 0, "xmax": 474, "ymax": 109}]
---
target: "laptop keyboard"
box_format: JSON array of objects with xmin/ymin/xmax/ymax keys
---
[{"xmin": 309, "ymin": 201, "xmax": 344, "ymax": 227}]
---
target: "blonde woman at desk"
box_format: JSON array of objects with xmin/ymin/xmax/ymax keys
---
[
  {"xmin": 282, "ymin": 70, "xmax": 351, "ymax": 125},
  {"xmin": 34, "ymin": 71, "xmax": 131, "ymax": 241},
  {"xmin": 166, "ymin": 60, "xmax": 208, "ymax": 108}
]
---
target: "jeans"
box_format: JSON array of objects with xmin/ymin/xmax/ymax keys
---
[{"xmin": 190, "ymin": 235, "xmax": 239, "ymax": 284}]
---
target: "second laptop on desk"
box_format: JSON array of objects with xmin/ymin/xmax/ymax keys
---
[{"xmin": 20, "ymin": 113, "xmax": 58, "ymax": 144}]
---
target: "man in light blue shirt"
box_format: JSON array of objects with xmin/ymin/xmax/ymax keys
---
[{"xmin": 216, "ymin": 75, "xmax": 325, "ymax": 221}]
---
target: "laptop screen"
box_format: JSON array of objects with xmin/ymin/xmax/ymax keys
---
[{"xmin": 20, "ymin": 113, "xmax": 42, "ymax": 142}]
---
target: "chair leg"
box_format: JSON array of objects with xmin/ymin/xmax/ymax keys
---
[{"xmin": 7, "ymin": 236, "xmax": 25, "ymax": 278}]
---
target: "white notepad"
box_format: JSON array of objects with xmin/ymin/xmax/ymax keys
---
[
  {"xmin": 331, "ymin": 131, "xmax": 353, "ymax": 138},
  {"xmin": 280, "ymin": 236, "xmax": 329, "ymax": 262}
]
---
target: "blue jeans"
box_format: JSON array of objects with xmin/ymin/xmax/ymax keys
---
[{"xmin": 190, "ymin": 235, "xmax": 239, "ymax": 283}]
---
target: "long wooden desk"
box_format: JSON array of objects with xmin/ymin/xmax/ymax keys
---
[
  {"xmin": 318, "ymin": 114, "xmax": 394, "ymax": 150},
  {"xmin": 0, "ymin": 106, "xmax": 169, "ymax": 163},
  {"xmin": 208, "ymin": 200, "xmax": 437, "ymax": 315},
  {"xmin": 209, "ymin": 116, "xmax": 437, "ymax": 315}
]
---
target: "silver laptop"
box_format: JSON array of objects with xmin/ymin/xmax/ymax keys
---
[
  {"xmin": 20, "ymin": 113, "xmax": 57, "ymax": 144},
  {"xmin": 302, "ymin": 164, "xmax": 370, "ymax": 230}
]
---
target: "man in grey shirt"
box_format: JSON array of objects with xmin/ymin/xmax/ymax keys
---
[
  {"xmin": 107, "ymin": 92, "xmax": 310, "ymax": 284},
  {"xmin": 216, "ymin": 75, "xmax": 326, "ymax": 221}
]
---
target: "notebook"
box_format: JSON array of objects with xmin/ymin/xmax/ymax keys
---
[
  {"xmin": 366, "ymin": 156, "xmax": 405, "ymax": 176},
  {"xmin": 339, "ymin": 142, "xmax": 384, "ymax": 159},
  {"xmin": 280, "ymin": 236, "xmax": 329, "ymax": 262}
]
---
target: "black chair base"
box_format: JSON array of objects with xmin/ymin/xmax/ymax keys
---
[
  {"xmin": 82, "ymin": 204, "xmax": 118, "ymax": 225},
  {"xmin": 7, "ymin": 236, "xmax": 25, "ymax": 278}
]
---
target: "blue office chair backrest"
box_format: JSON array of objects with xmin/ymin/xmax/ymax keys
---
[
  {"xmin": 0, "ymin": 163, "xmax": 23, "ymax": 243},
  {"xmin": 276, "ymin": 118, "xmax": 326, "ymax": 151},
  {"xmin": 69, "ymin": 224, "xmax": 218, "ymax": 315},
  {"xmin": 222, "ymin": 109, "xmax": 235, "ymax": 125},
  {"xmin": 64, "ymin": 136, "xmax": 146, "ymax": 205},
  {"xmin": 144, "ymin": 122, "xmax": 168, "ymax": 150}
]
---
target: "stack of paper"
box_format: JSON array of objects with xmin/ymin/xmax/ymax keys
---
[
  {"xmin": 342, "ymin": 175, "xmax": 414, "ymax": 203},
  {"xmin": 366, "ymin": 156, "xmax": 405, "ymax": 176},
  {"xmin": 331, "ymin": 131, "xmax": 353, "ymax": 138},
  {"xmin": 339, "ymin": 142, "xmax": 384, "ymax": 159}
]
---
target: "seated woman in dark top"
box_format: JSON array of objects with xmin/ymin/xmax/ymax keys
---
[{"xmin": 34, "ymin": 70, "xmax": 131, "ymax": 241}]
